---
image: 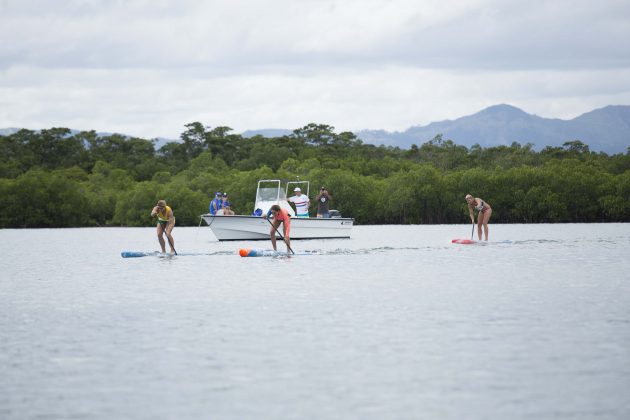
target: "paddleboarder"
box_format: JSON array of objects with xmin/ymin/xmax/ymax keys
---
[
  {"xmin": 263, "ymin": 204, "xmax": 291, "ymax": 253},
  {"xmin": 151, "ymin": 199, "xmax": 176, "ymax": 254},
  {"xmin": 466, "ymin": 194, "xmax": 492, "ymax": 241}
]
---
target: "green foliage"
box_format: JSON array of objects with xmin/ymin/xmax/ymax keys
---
[
  {"xmin": 1, "ymin": 122, "xmax": 628, "ymax": 227},
  {"xmin": 384, "ymin": 166, "xmax": 446, "ymax": 224},
  {"xmin": 0, "ymin": 169, "xmax": 91, "ymax": 227},
  {"xmin": 316, "ymin": 169, "xmax": 382, "ymax": 223},
  {"xmin": 112, "ymin": 182, "xmax": 160, "ymax": 227},
  {"xmin": 157, "ymin": 182, "xmax": 207, "ymax": 226},
  {"xmin": 598, "ymin": 171, "xmax": 630, "ymax": 221}
]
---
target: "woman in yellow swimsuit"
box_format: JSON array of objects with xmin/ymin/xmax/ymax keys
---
[
  {"xmin": 466, "ymin": 194, "xmax": 492, "ymax": 241},
  {"xmin": 151, "ymin": 199, "xmax": 176, "ymax": 253}
]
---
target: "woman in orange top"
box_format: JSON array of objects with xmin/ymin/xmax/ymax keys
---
[
  {"xmin": 263, "ymin": 204, "xmax": 291, "ymax": 253},
  {"xmin": 466, "ymin": 194, "xmax": 492, "ymax": 241},
  {"xmin": 151, "ymin": 199, "xmax": 176, "ymax": 253}
]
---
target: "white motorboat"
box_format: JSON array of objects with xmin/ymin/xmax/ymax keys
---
[{"xmin": 201, "ymin": 179, "xmax": 354, "ymax": 241}]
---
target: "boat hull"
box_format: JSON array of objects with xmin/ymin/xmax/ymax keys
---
[{"xmin": 201, "ymin": 214, "xmax": 354, "ymax": 241}]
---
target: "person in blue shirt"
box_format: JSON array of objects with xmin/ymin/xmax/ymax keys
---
[{"xmin": 209, "ymin": 191, "xmax": 223, "ymax": 215}]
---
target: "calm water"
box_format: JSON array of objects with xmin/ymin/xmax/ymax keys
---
[{"xmin": 1, "ymin": 224, "xmax": 629, "ymax": 420}]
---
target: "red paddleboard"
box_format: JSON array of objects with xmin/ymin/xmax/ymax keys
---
[{"xmin": 452, "ymin": 238, "xmax": 475, "ymax": 244}]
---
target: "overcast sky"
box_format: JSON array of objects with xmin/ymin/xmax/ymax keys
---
[{"xmin": 1, "ymin": 0, "xmax": 629, "ymax": 139}]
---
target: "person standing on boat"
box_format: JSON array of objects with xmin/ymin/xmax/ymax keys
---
[
  {"xmin": 151, "ymin": 200, "xmax": 176, "ymax": 254},
  {"xmin": 209, "ymin": 191, "xmax": 222, "ymax": 215},
  {"xmin": 316, "ymin": 186, "xmax": 332, "ymax": 218},
  {"xmin": 466, "ymin": 194, "xmax": 492, "ymax": 241},
  {"xmin": 263, "ymin": 204, "xmax": 291, "ymax": 253},
  {"xmin": 289, "ymin": 187, "xmax": 310, "ymax": 218}
]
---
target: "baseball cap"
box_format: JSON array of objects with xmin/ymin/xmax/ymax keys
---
[{"xmin": 294, "ymin": 187, "xmax": 301, "ymax": 192}]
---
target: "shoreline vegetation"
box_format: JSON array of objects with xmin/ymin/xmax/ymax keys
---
[{"xmin": 1, "ymin": 123, "xmax": 628, "ymax": 228}]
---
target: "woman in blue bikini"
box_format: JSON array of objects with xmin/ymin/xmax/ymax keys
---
[{"xmin": 466, "ymin": 194, "xmax": 492, "ymax": 241}]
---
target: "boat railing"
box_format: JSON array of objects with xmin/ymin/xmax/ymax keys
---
[
  {"xmin": 286, "ymin": 180, "xmax": 310, "ymax": 198},
  {"xmin": 254, "ymin": 179, "xmax": 295, "ymax": 216}
]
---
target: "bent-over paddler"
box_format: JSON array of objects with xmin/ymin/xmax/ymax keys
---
[{"xmin": 151, "ymin": 199, "xmax": 176, "ymax": 254}]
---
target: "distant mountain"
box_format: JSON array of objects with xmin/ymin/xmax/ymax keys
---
[
  {"xmin": 3, "ymin": 105, "xmax": 628, "ymax": 154},
  {"xmin": 0, "ymin": 127, "xmax": 175, "ymax": 149},
  {"xmin": 241, "ymin": 128, "xmax": 293, "ymax": 138},
  {"xmin": 355, "ymin": 104, "xmax": 630, "ymax": 154},
  {"xmin": 0, "ymin": 127, "xmax": 130, "ymax": 139},
  {"xmin": 0, "ymin": 127, "xmax": 21, "ymax": 136}
]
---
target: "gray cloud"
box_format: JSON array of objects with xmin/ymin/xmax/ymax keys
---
[
  {"xmin": 1, "ymin": 0, "xmax": 629, "ymax": 137},
  {"xmin": 4, "ymin": 0, "xmax": 629, "ymax": 71}
]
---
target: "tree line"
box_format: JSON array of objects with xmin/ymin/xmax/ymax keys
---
[{"xmin": 1, "ymin": 123, "xmax": 628, "ymax": 228}]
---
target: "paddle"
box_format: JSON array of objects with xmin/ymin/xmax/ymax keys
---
[
  {"xmin": 471, "ymin": 222, "xmax": 475, "ymax": 240},
  {"xmin": 161, "ymin": 223, "xmax": 178, "ymax": 255},
  {"xmin": 266, "ymin": 217, "xmax": 295, "ymax": 255}
]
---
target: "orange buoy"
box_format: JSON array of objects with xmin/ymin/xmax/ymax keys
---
[{"xmin": 239, "ymin": 248, "xmax": 250, "ymax": 257}]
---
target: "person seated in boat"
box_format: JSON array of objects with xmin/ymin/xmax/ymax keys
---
[
  {"xmin": 289, "ymin": 187, "xmax": 310, "ymax": 217},
  {"xmin": 209, "ymin": 191, "xmax": 223, "ymax": 215},
  {"xmin": 263, "ymin": 204, "xmax": 291, "ymax": 253},
  {"xmin": 223, "ymin": 201, "xmax": 235, "ymax": 216},
  {"xmin": 216, "ymin": 193, "xmax": 235, "ymax": 215},
  {"xmin": 315, "ymin": 186, "xmax": 332, "ymax": 218},
  {"xmin": 151, "ymin": 199, "xmax": 176, "ymax": 254},
  {"xmin": 466, "ymin": 194, "xmax": 492, "ymax": 241}
]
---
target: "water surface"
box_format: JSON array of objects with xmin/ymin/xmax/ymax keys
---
[{"xmin": 1, "ymin": 224, "xmax": 629, "ymax": 419}]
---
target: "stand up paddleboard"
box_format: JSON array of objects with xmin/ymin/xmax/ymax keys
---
[
  {"xmin": 122, "ymin": 251, "xmax": 160, "ymax": 258},
  {"xmin": 451, "ymin": 239, "xmax": 512, "ymax": 245},
  {"xmin": 238, "ymin": 248, "xmax": 318, "ymax": 257},
  {"xmin": 121, "ymin": 251, "xmax": 179, "ymax": 258},
  {"xmin": 451, "ymin": 239, "xmax": 475, "ymax": 244}
]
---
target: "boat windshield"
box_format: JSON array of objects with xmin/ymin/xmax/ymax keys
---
[{"xmin": 256, "ymin": 187, "xmax": 286, "ymax": 202}]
